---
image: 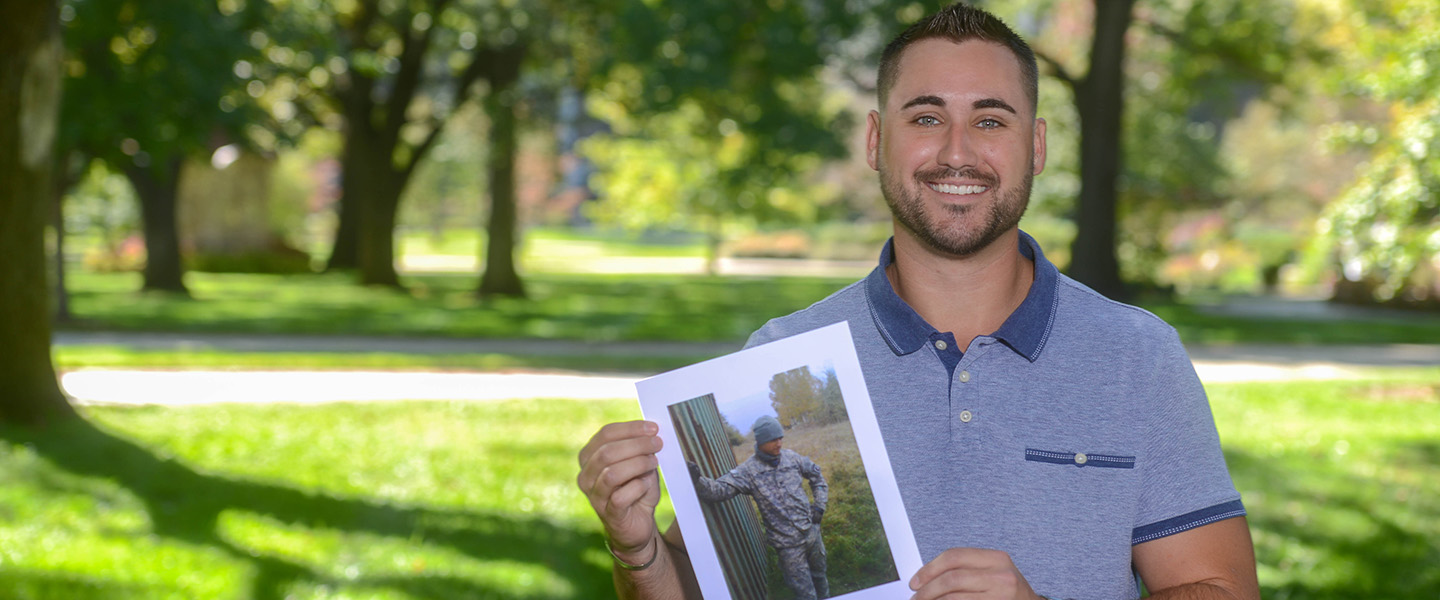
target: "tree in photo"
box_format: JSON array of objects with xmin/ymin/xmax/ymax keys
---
[{"xmin": 769, "ymin": 366, "xmax": 822, "ymax": 429}]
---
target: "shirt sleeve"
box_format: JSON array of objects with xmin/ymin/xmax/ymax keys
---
[
  {"xmin": 799, "ymin": 455, "xmax": 828, "ymax": 510},
  {"xmin": 1132, "ymin": 328, "xmax": 1246, "ymax": 545},
  {"xmin": 694, "ymin": 468, "xmax": 750, "ymax": 504}
]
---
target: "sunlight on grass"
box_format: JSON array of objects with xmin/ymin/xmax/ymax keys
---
[{"xmin": 1208, "ymin": 376, "xmax": 1440, "ymax": 599}]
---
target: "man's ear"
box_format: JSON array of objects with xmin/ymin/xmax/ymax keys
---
[
  {"xmin": 865, "ymin": 110, "xmax": 881, "ymax": 171},
  {"xmin": 1032, "ymin": 117, "xmax": 1047, "ymax": 175}
]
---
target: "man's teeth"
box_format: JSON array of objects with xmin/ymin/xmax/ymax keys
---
[{"xmin": 929, "ymin": 183, "xmax": 988, "ymax": 195}]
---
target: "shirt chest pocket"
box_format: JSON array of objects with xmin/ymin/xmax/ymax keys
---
[{"xmin": 1018, "ymin": 447, "xmax": 1141, "ymax": 508}]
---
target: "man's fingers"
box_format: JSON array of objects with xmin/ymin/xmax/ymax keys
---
[
  {"xmin": 605, "ymin": 469, "xmax": 659, "ymax": 518},
  {"xmin": 909, "ymin": 548, "xmax": 1011, "ymax": 591},
  {"xmin": 909, "ymin": 548, "xmax": 1026, "ymax": 600},
  {"xmin": 590, "ymin": 452, "xmax": 660, "ymax": 502},
  {"xmin": 577, "ymin": 430, "xmax": 663, "ymax": 493},
  {"xmin": 578, "ymin": 420, "xmax": 658, "ymax": 466}
]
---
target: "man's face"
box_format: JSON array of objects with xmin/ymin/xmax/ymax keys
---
[
  {"xmin": 867, "ymin": 38, "xmax": 1047, "ymax": 257},
  {"xmin": 759, "ymin": 438, "xmax": 783, "ymax": 456}
]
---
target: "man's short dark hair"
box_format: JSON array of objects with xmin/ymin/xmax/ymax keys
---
[{"xmin": 877, "ymin": 2, "xmax": 1039, "ymax": 115}]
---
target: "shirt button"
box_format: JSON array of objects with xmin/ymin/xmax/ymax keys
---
[
  {"xmin": 958, "ymin": 370, "xmax": 970, "ymax": 383},
  {"xmin": 1075, "ymin": 453, "xmax": 1088, "ymax": 465},
  {"xmin": 934, "ymin": 340, "xmax": 948, "ymax": 351},
  {"xmin": 959, "ymin": 410, "xmax": 973, "ymax": 423}
]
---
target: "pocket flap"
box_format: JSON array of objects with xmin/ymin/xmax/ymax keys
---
[{"xmin": 1025, "ymin": 448, "xmax": 1135, "ymax": 469}]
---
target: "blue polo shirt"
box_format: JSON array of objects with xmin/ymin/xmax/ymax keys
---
[{"xmin": 745, "ymin": 232, "xmax": 1245, "ymax": 600}]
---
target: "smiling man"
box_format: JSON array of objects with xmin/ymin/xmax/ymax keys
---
[{"xmin": 577, "ymin": 4, "xmax": 1259, "ymax": 599}]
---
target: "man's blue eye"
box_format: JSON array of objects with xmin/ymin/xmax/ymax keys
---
[
  {"xmin": 978, "ymin": 118, "xmax": 1002, "ymax": 128},
  {"xmin": 916, "ymin": 116, "xmax": 939, "ymax": 126}
]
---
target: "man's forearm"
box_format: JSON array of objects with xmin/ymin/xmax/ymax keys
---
[{"xmin": 1146, "ymin": 579, "xmax": 1249, "ymax": 600}]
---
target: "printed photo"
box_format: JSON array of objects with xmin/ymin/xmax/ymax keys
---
[{"xmin": 637, "ymin": 322, "xmax": 920, "ymax": 600}]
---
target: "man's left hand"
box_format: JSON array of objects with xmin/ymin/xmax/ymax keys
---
[{"xmin": 909, "ymin": 548, "xmax": 1040, "ymax": 600}]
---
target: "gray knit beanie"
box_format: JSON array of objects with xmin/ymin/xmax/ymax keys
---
[{"xmin": 752, "ymin": 415, "xmax": 784, "ymax": 445}]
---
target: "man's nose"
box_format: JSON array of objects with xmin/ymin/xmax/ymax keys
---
[{"xmin": 939, "ymin": 123, "xmax": 978, "ymax": 170}]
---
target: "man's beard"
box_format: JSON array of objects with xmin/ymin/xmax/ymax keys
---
[{"xmin": 880, "ymin": 163, "xmax": 1032, "ymax": 257}]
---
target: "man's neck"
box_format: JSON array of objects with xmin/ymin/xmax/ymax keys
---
[{"xmin": 886, "ymin": 228, "xmax": 1034, "ymax": 351}]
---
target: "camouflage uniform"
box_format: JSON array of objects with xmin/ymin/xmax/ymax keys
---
[{"xmin": 695, "ymin": 449, "xmax": 830, "ymax": 599}]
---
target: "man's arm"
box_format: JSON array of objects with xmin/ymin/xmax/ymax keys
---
[
  {"xmin": 1133, "ymin": 517, "xmax": 1259, "ymax": 600},
  {"xmin": 909, "ymin": 518, "xmax": 1257, "ymax": 600},
  {"xmin": 577, "ymin": 421, "xmax": 701, "ymax": 599},
  {"xmin": 799, "ymin": 456, "xmax": 828, "ymax": 511},
  {"xmin": 692, "ymin": 465, "xmax": 749, "ymax": 504}
]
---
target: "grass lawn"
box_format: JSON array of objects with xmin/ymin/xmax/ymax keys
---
[
  {"xmin": 2, "ymin": 371, "xmax": 1436, "ymax": 599},
  {"xmin": 59, "ymin": 270, "xmax": 850, "ymax": 344},
  {"xmin": 57, "ymin": 269, "xmax": 1440, "ymax": 355}
]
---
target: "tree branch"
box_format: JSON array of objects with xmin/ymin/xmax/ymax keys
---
[{"xmin": 1034, "ymin": 48, "xmax": 1080, "ymax": 92}]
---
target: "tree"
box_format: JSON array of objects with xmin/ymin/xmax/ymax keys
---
[
  {"xmin": 60, "ymin": 0, "xmax": 265, "ymax": 294},
  {"xmin": 1031, "ymin": 0, "xmax": 1308, "ymax": 298},
  {"xmin": 816, "ymin": 367, "xmax": 847, "ymax": 425},
  {"xmin": 1, "ymin": 0, "xmax": 78, "ymax": 425},
  {"xmin": 261, "ymin": 1, "xmax": 531, "ymax": 288},
  {"xmin": 579, "ymin": 0, "xmax": 858, "ymax": 270},
  {"xmin": 476, "ymin": 43, "xmax": 527, "ymax": 296},
  {"xmin": 1316, "ymin": 0, "xmax": 1440, "ymax": 307},
  {"xmin": 769, "ymin": 366, "xmax": 822, "ymax": 429},
  {"xmin": 1036, "ymin": 0, "xmax": 1134, "ymax": 299}
]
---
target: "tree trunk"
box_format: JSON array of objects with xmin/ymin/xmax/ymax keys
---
[
  {"xmin": 0, "ymin": 0, "xmax": 78, "ymax": 426},
  {"xmin": 1066, "ymin": 0, "xmax": 1134, "ymax": 301},
  {"xmin": 478, "ymin": 79, "xmax": 525, "ymax": 297},
  {"xmin": 325, "ymin": 133, "xmax": 363, "ymax": 271},
  {"xmin": 126, "ymin": 157, "xmax": 190, "ymax": 294},
  {"xmin": 51, "ymin": 162, "xmax": 71, "ymax": 323},
  {"xmin": 357, "ymin": 178, "xmax": 403, "ymax": 287},
  {"xmin": 346, "ymin": 129, "xmax": 403, "ymax": 287}
]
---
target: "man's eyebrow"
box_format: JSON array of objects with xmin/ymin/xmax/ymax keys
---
[
  {"xmin": 899, "ymin": 95, "xmax": 945, "ymax": 110},
  {"xmin": 974, "ymin": 97, "xmax": 1017, "ymax": 114}
]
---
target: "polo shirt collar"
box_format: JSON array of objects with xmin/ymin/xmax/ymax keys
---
[{"xmin": 864, "ymin": 230, "xmax": 1058, "ymax": 362}]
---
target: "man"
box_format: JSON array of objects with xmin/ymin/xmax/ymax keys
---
[
  {"xmin": 576, "ymin": 3, "xmax": 1260, "ymax": 599},
  {"xmin": 688, "ymin": 415, "xmax": 829, "ymax": 599}
]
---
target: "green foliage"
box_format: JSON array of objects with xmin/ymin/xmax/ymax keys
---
[
  {"xmin": 580, "ymin": 0, "xmax": 865, "ymax": 239},
  {"xmin": 187, "ymin": 247, "xmax": 313, "ymax": 274},
  {"xmin": 719, "ymin": 411, "xmax": 745, "ymax": 447},
  {"xmin": 59, "ymin": 0, "xmax": 265, "ymax": 170},
  {"xmin": 1314, "ymin": 0, "xmax": 1440, "ymax": 305}
]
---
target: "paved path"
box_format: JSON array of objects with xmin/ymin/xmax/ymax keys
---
[{"xmin": 53, "ymin": 332, "xmax": 1439, "ymax": 406}]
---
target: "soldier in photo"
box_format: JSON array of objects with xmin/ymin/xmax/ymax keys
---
[{"xmin": 689, "ymin": 415, "xmax": 829, "ymax": 599}]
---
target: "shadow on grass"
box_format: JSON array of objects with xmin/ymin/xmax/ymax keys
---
[
  {"xmin": 0, "ymin": 417, "xmax": 613, "ymax": 599},
  {"xmin": 1225, "ymin": 446, "xmax": 1440, "ymax": 600}
]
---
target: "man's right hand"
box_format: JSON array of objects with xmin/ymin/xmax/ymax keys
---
[{"xmin": 577, "ymin": 420, "xmax": 665, "ymax": 562}]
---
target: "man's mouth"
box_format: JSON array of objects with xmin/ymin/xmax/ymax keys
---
[{"xmin": 927, "ymin": 182, "xmax": 989, "ymax": 195}]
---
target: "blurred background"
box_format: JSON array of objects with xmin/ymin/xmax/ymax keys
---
[{"xmin": 1, "ymin": 0, "xmax": 1437, "ymax": 598}]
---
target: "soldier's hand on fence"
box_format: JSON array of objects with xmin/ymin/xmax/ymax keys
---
[
  {"xmin": 578, "ymin": 420, "xmax": 664, "ymax": 562},
  {"xmin": 908, "ymin": 547, "xmax": 1041, "ymax": 600},
  {"xmin": 686, "ymin": 460, "xmax": 702, "ymax": 480}
]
